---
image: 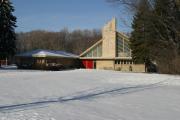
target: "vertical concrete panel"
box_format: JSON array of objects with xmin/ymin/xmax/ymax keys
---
[{"xmin": 102, "ymin": 18, "xmax": 116, "ymax": 58}]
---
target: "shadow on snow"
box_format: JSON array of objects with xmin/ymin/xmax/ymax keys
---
[{"xmin": 0, "ymin": 81, "xmax": 164, "ymax": 113}]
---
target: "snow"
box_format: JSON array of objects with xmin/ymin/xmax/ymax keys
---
[
  {"xmin": 16, "ymin": 49, "xmax": 78, "ymax": 58},
  {"xmin": 0, "ymin": 69, "xmax": 180, "ymax": 120},
  {"xmin": 0, "ymin": 65, "xmax": 17, "ymax": 70}
]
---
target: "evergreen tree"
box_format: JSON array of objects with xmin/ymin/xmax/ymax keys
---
[
  {"xmin": 130, "ymin": 0, "xmax": 153, "ymax": 64},
  {"xmin": 0, "ymin": 0, "xmax": 16, "ymax": 61},
  {"xmin": 175, "ymin": 0, "xmax": 180, "ymax": 53},
  {"xmin": 152, "ymin": 0, "xmax": 180, "ymax": 73},
  {"xmin": 153, "ymin": 0, "xmax": 178, "ymax": 53}
]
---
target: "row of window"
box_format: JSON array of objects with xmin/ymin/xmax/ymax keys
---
[
  {"xmin": 83, "ymin": 43, "xmax": 102, "ymax": 57},
  {"xmin": 115, "ymin": 60, "xmax": 134, "ymax": 65},
  {"xmin": 116, "ymin": 34, "xmax": 131, "ymax": 57},
  {"xmin": 83, "ymin": 33, "xmax": 131, "ymax": 58}
]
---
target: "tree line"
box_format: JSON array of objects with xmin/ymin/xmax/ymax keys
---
[
  {"xmin": 108, "ymin": 0, "xmax": 180, "ymax": 74},
  {"xmin": 16, "ymin": 29, "xmax": 101, "ymax": 55}
]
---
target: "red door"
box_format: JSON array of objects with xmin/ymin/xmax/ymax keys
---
[{"xmin": 82, "ymin": 60, "xmax": 93, "ymax": 69}]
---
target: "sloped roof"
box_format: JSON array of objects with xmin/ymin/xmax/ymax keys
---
[{"xmin": 16, "ymin": 49, "xmax": 79, "ymax": 58}]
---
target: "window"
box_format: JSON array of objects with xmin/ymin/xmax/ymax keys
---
[
  {"xmin": 115, "ymin": 60, "xmax": 122, "ymax": 65},
  {"xmin": 116, "ymin": 33, "xmax": 131, "ymax": 57},
  {"xmin": 83, "ymin": 43, "xmax": 102, "ymax": 57}
]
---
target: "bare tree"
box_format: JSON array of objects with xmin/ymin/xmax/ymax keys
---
[{"xmin": 16, "ymin": 29, "xmax": 102, "ymax": 55}]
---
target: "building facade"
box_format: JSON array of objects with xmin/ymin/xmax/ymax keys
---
[
  {"xmin": 80, "ymin": 18, "xmax": 145, "ymax": 72},
  {"xmin": 15, "ymin": 49, "xmax": 80, "ymax": 70}
]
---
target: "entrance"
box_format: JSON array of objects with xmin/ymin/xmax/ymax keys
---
[
  {"xmin": 82, "ymin": 60, "xmax": 93, "ymax": 69},
  {"xmin": 82, "ymin": 60, "xmax": 96, "ymax": 69}
]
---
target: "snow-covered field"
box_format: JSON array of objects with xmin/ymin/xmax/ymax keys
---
[{"xmin": 0, "ymin": 69, "xmax": 180, "ymax": 120}]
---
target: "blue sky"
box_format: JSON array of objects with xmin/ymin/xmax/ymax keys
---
[{"xmin": 11, "ymin": 0, "xmax": 133, "ymax": 32}]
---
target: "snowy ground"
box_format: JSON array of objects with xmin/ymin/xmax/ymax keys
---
[{"xmin": 0, "ymin": 69, "xmax": 180, "ymax": 120}]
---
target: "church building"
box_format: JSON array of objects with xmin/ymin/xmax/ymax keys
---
[{"xmin": 80, "ymin": 18, "xmax": 145, "ymax": 72}]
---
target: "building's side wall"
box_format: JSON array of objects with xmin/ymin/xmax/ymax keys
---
[
  {"xmin": 132, "ymin": 64, "xmax": 145, "ymax": 72},
  {"xmin": 115, "ymin": 64, "xmax": 145, "ymax": 72},
  {"xmin": 102, "ymin": 18, "xmax": 116, "ymax": 58},
  {"xmin": 95, "ymin": 59, "xmax": 145, "ymax": 72},
  {"xmin": 96, "ymin": 60, "xmax": 114, "ymax": 70},
  {"xmin": 16, "ymin": 57, "xmax": 79, "ymax": 70},
  {"xmin": 36, "ymin": 58, "xmax": 79, "ymax": 69}
]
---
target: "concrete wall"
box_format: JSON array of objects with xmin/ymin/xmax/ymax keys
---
[
  {"xmin": 115, "ymin": 64, "xmax": 145, "ymax": 72},
  {"xmin": 96, "ymin": 60, "xmax": 114, "ymax": 70},
  {"xmin": 132, "ymin": 64, "xmax": 146, "ymax": 72},
  {"xmin": 96, "ymin": 60, "xmax": 145, "ymax": 72},
  {"xmin": 102, "ymin": 18, "xmax": 116, "ymax": 58}
]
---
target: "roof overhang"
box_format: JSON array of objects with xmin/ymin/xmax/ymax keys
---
[
  {"xmin": 16, "ymin": 55, "xmax": 79, "ymax": 59},
  {"xmin": 80, "ymin": 57, "xmax": 132, "ymax": 60},
  {"xmin": 15, "ymin": 49, "xmax": 79, "ymax": 59}
]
